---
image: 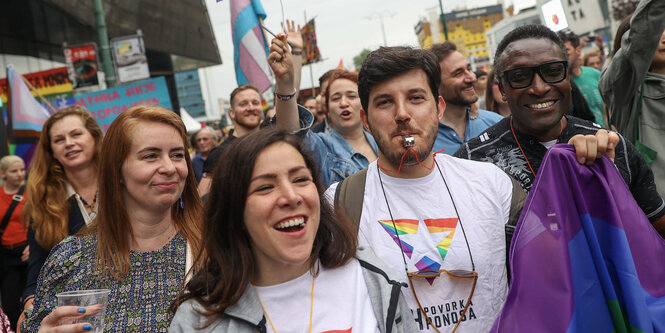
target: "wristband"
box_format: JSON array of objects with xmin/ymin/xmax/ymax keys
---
[
  {"xmin": 291, "ymin": 49, "xmax": 302, "ymax": 56},
  {"xmin": 275, "ymin": 88, "xmax": 297, "ymax": 101}
]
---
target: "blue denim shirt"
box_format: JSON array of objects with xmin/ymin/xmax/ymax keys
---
[
  {"xmin": 294, "ymin": 106, "xmax": 378, "ymax": 187},
  {"xmin": 435, "ymin": 108, "xmax": 503, "ymax": 155}
]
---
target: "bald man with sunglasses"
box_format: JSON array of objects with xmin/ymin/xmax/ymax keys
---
[{"xmin": 454, "ymin": 24, "xmax": 665, "ymax": 238}]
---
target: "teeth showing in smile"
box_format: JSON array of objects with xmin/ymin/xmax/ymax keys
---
[
  {"xmin": 528, "ymin": 101, "xmax": 555, "ymax": 109},
  {"xmin": 275, "ymin": 217, "xmax": 305, "ymax": 230},
  {"xmin": 65, "ymin": 151, "xmax": 79, "ymax": 157}
]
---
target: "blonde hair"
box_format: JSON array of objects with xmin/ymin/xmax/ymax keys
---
[
  {"xmin": 22, "ymin": 106, "xmax": 103, "ymax": 250},
  {"xmin": 92, "ymin": 105, "xmax": 203, "ymax": 280},
  {"xmin": 0, "ymin": 155, "xmax": 24, "ymax": 172}
]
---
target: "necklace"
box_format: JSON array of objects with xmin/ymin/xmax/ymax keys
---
[
  {"xmin": 256, "ymin": 272, "xmax": 316, "ymax": 333},
  {"xmin": 509, "ymin": 116, "xmax": 564, "ymax": 177},
  {"xmin": 376, "ymin": 161, "xmax": 475, "ymax": 333},
  {"xmin": 77, "ymin": 191, "xmax": 97, "ymax": 213}
]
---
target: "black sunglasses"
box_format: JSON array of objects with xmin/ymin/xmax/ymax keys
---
[{"xmin": 499, "ymin": 60, "xmax": 568, "ymax": 89}]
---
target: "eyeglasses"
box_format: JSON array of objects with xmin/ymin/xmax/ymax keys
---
[
  {"xmin": 499, "ymin": 60, "xmax": 568, "ymax": 89},
  {"xmin": 377, "ymin": 161, "xmax": 476, "ymax": 333}
]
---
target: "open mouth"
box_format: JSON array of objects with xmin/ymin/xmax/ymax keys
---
[
  {"xmin": 340, "ymin": 110, "xmax": 352, "ymax": 119},
  {"xmin": 526, "ymin": 100, "xmax": 556, "ymax": 110},
  {"xmin": 65, "ymin": 150, "xmax": 81, "ymax": 158},
  {"xmin": 274, "ymin": 216, "xmax": 306, "ymax": 233}
]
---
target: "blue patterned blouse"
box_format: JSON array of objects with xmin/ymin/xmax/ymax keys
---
[{"xmin": 22, "ymin": 232, "xmax": 187, "ymax": 332}]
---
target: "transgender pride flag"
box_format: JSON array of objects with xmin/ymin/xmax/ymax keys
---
[
  {"xmin": 229, "ymin": 0, "xmax": 273, "ymax": 93},
  {"xmin": 492, "ymin": 145, "xmax": 665, "ymax": 332},
  {"xmin": 7, "ymin": 65, "xmax": 52, "ymax": 136}
]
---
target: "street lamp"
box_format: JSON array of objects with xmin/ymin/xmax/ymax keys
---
[
  {"xmin": 438, "ymin": 0, "xmax": 449, "ymax": 41},
  {"xmin": 366, "ymin": 12, "xmax": 396, "ymax": 46}
]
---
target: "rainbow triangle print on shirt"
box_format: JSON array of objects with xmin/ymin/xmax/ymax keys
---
[
  {"xmin": 424, "ymin": 218, "xmax": 458, "ymax": 262},
  {"xmin": 378, "ymin": 219, "xmax": 418, "ymax": 258}
]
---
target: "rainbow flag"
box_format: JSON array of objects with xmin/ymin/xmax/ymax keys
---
[
  {"xmin": 491, "ymin": 145, "xmax": 665, "ymax": 332},
  {"xmin": 229, "ymin": 0, "xmax": 273, "ymax": 93}
]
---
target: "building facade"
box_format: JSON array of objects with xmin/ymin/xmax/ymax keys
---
[
  {"xmin": 415, "ymin": 4, "xmax": 503, "ymax": 69},
  {"xmin": 175, "ymin": 70, "xmax": 205, "ymax": 119}
]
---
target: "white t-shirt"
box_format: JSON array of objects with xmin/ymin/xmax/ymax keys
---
[
  {"xmin": 254, "ymin": 258, "xmax": 380, "ymax": 333},
  {"xmin": 327, "ymin": 154, "xmax": 512, "ymax": 333}
]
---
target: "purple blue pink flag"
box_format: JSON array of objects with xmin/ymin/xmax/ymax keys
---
[
  {"xmin": 492, "ymin": 144, "xmax": 665, "ymax": 332},
  {"xmin": 7, "ymin": 65, "xmax": 53, "ymax": 137},
  {"xmin": 229, "ymin": 0, "xmax": 273, "ymax": 93}
]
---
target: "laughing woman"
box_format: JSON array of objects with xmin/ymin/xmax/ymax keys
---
[
  {"xmin": 170, "ymin": 129, "xmax": 416, "ymax": 332},
  {"xmin": 22, "ymin": 106, "xmax": 203, "ymax": 332}
]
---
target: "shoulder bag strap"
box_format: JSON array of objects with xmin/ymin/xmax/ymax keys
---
[
  {"xmin": 0, "ymin": 184, "xmax": 26, "ymax": 238},
  {"xmin": 334, "ymin": 169, "xmax": 368, "ymax": 228}
]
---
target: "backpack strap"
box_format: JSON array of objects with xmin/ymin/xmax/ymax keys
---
[
  {"xmin": 334, "ymin": 169, "xmax": 368, "ymax": 228},
  {"xmin": 505, "ymin": 176, "xmax": 527, "ymax": 280}
]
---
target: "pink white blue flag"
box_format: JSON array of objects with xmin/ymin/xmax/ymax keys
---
[
  {"xmin": 230, "ymin": 0, "xmax": 273, "ymax": 93},
  {"xmin": 7, "ymin": 65, "xmax": 52, "ymax": 133}
]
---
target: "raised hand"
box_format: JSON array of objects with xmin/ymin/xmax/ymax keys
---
[
  {"xmin": 268, "ymin": 34, "xmax": 294, "ymax": 85},
  {"xmin": 282, "ymin": 20, "xmax": 303, "ymax": 52}
]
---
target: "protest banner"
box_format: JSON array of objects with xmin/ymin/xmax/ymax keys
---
[
  {"xmin": 74, "ymin": 76, "xmax": 172, "ymax": 131},
  {"xmin": 0, "ymin": 67, "xmax": 73, "ymax": 105}
]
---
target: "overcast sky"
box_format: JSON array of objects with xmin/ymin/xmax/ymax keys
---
[{"xmin": 200, "ymin": 0, "xmax": 536, "ymax": 118}]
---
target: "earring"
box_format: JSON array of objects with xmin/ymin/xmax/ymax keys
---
[{"xmin": 179, "ymin": 195, "xmax": 184, "ymax": 209}]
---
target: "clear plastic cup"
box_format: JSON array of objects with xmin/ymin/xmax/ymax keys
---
[{"xmin": 56, "ymin": 289, "xmax": 110, "ymax": 332}]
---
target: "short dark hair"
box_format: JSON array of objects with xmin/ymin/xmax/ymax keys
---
[
  {"xmin": 230, "ymin": 84, "xmax": 260, "ymax": 106},
  {"xmin": 176, "ymin": 129, "xmax": 357, "ymax": 323},
  {"xmin": 430, "ymin": 41, "xmax": 458, "ymax": 63},
  {"xmin": 494, "ymin": 24, "xmax": 568, "ymax": 75},
  {"xmin": 358, "ymin": 46, "xmax": 441, "ymax": 112},
  {"xmin": 557, "ymin": 30, "xmax": 580, "ymax": 48}
]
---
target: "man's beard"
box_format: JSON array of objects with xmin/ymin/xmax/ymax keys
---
[
  {"xmin": 441, "ymin": 85, "xmax": 478, "ymax": 107},
  {"xmin": 372, "ymin": 120, "xmax": 437, "ymax": 170},
  {"xmin": 234, "ymin": 112, "xmax": 261, "ymax": 130},
  {"xmin": 445, "ymin": 92, "xmax": 478, "ymax": 107}
]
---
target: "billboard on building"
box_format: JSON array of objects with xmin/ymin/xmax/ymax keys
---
[
  {"xmin": 64, "ymin": 43, "xmax": 100, "ymax": 88},
  {"xmin": 111, "ymin": 34, "xmax": 150, "ymax": 84}
]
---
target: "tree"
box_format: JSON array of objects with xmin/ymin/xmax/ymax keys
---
[{"xmin": 353, "ymin": 49, "xmax": 371, "ymax": 71}]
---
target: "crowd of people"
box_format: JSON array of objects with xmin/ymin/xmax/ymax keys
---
[{"xmin": 1, "ymin": 0, "xmax": 664, "ymax": 331}]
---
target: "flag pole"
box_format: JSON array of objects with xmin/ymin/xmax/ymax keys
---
[
  {"xmin": 3, "ymin": 66, "xmax": 13, "ymax": 155},
  {"xmin": 20, "ymin": 75, "xmax": 58, "ymax": 114},
  {"xmin": 304, "ymin": 10, "xmax": 316, "ymax": 98}
]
